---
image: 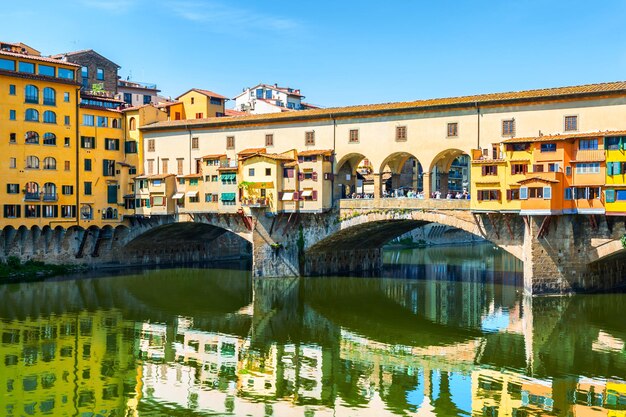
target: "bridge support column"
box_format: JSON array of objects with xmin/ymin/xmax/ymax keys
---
[
  {"xmin": 522, "ymin": 215, "xmax": 591, "ymax": 295},
  {"xmin": 439, "ymin": 172, "xmax": 449, "ymax": 196},
  {"xmin": 423, "ymin": 172, "xmax": 432, "ymax": 199},
  {"xmin": 373, "ymin": 173, "xmax": 382, "ymax": 199},
  {"xmin": 252, "ymin": 214, "xmax": 300, "ymax": 278}
]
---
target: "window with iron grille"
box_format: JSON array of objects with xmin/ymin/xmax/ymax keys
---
[
  {"xmin": 564, "ymin": 115, "xmax": 578, "ymax": 132},
  {"xmin": 226, "ymin": 136, "xmax": 235, "ymax": 149},
  {"xmin": 447, "ymin": 123, "xmax": 458, "ymax": 137},
  {"xmin": 192, "ymin": 137, "xmax": 199, "ymax": 149},
  {"xmin": 396, "ymin": 126, "xmax": 407, "ymax": 141},
  {"xmin": 305, "ymin": 131, "xmax": 315, "ymax": 146},
  {"xmin": 265, "ymin": 134, "xmax": 274, "ymax": 146},
  {"xmin": 349, "ymin": 129, "xmax": 359, "ymax": 143},
  {"xmin": 147, "ymin": 139, "xmax": 155, "ymax": 152},
  {"xmin": 502, "ymin": 119, "xmax": 515, "ymax": 136}
]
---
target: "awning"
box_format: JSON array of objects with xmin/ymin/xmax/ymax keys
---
[
  {"xmin": 300, "ymin": 190, "xmax": 313, "ymax": 197},
  {"xmin": 220, "ymin": 173, "xmax": 236, "ymax": 181},
  {"xmin": 221, "ymin": 193, "xmax": 236, "ymax": 201},
  {"xmin": 172, "ymin": 192, "xmax": 185, "ymax": 199},
  {"xmin": 282, "ymin": 192, "xmax": 294, "ymax": 201},
  {"xmin": 186, "ymin": 191, "xmax": 198, "ymax": 197}
]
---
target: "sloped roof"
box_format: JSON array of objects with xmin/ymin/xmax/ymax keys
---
[
  {"xmin": 0, "ymin": 50, "xmax": 80, "ymax": 66},
  {"xmin": 502, "ymin": 129, "xmax": 626, "ymax": 143},
  {"xmin": 298, "ymin": 149, "xmax": 333, "ymax": 157},
  {"xmin": 50, "ymin": 49, "xmax": 121, "ymax": 68},
  {"xmin": 143, "ymin": 81, "xmax": 626, "ymax": 131},
  {"xmin": 176, "ymin": 88, "xmax": 228, "ymax": 100}
]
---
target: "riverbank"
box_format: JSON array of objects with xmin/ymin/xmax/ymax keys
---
[{"xmin": 0, "ymin": 257, "xmax": 88, "ymax": 284}]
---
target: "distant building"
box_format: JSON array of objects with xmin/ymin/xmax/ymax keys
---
[
  {"xmin": 117, "ymin": 79, "xmax": 161, "ymax": 106},
  {"xmin": 51, "ymin": 49, "xmax": 120, "ymax": 95},
  {"xmin": 233, "ymin": 83, "xmax": 319, "ymax": 114}
]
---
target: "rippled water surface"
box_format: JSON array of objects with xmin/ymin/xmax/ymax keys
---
[{"xmin": 1, "ymin": 244, "xmax": 625, "ymax": 416}]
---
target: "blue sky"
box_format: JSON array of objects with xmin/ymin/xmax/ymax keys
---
[{"xmin": 4, "ymin": 0, "xmax": 626, "ymax": 108}]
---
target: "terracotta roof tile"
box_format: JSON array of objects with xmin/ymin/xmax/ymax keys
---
[
  {"xmin": 238, "ymin": 147, "xmax": 267, "ymax": 155},
  {"xmin": 134, "ymin": 174, "xmax": 176, "ymax": 180},
  {"xmin": 502, "ymin": 129, "xmax": 626, "ymax": 143},
  {"xmin": 143, "ymin": 81, "xmax": 626, "ymax": 131},
  {"xmin": 176, "ymin": 88, "xmax": 228, "ymax": 100},
  {"xmin": 298, "ymin": 149, "xmax": 333, "ymax": 157},
  {"xmin": 177, "ymin": 173, "xmax": 203, "ymax": 179},
  {"xmin": 225, "ymin": 109, "xmax": 246, "ymax": 116},
  {"xmin": 517, "ymin": 177, "xmax": 560, "ymax": 184},
  {"xmin": 0, "ymin": 50, "xmax": 80, "ymax": 67},
  {"xmin": 201, "ymin": 154, "xmax": 226, "ymax": 159}
]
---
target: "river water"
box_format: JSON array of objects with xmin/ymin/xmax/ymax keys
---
[{"xmin": 0, "ymin": 243, "xmax": 624, "ymax": 417}]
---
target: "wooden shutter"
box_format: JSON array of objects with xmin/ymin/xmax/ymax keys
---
[
  {"xmin": 506, "ymin": 190, "xmax": 512, "ymax": 200},
  {"xmin": 278, "ymin": 192, "xmax": 283, "ymax": 200},
  {"xmin": 298, "ymin": 156, "xmax": 304, "ymax": 163},
  {"xmin": 312, "ymin": 190, "xmax": 318, "ymax": 201},
  {"xmin": 293, "ymin": 192, "xmax": 299, "ymax": 201},
  {"xmin": 481, "ymin": 166, "xmax": 486, "ymax": 176},
  {"xmin": 298, "ymin": 173, "xmax": 304, "ymax": 181},
  {"xmin": 312, "ymin": 172, "xmax": 318, "ymax": 181}
]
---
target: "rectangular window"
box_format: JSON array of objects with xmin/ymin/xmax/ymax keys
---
[
  {"xmin": 147, "ymin": 160, "xmax": 154, "ymax": 175},
  {"xmin": 249, "ymin": 168, "xmax": 255, "ymax": 176},
  {"xmin": 177, "ymin": 159, "xmax": 183, "ymax": 175},
  {"xmin": 9, "ymin": 133, "xmax": 16, "ymax": 143},
  {"xmin": 481, "ymin": 165, "xmax": 498, "ymax": 175},
  {"xmin": 349, "ymin": 129, "xmax": 359, "ymax": 143},
  {"xmin": 104, "ymin": 138, "xmax": 119, "ymax": 150},
  {"xmin": 147, "ymin": 139, "xmax": 155, "ymax": 152},
  {"xmin": 305, "ymin": 131, "xmax": 315, "ymax": 146},
  {"xmin": 395, "ymin": 126, "xmax": 407, "ymax": 142},
  {"xmin": 143, "ymin": 95, "xmax": 151, "ymax": 104},
  {"xmin": 528, "ymin": 187, "xmax": 544, "ymax": 198},
  {"xmin": 476, "ymin": 190, "xmax": 500, "ymax": 201},
  {"xmin": 540, "ymin": 143, "xmax": 556, "ymax": 152},
  {"xmin": 6, "ymin": 184, "xmax": 19, "ymax": 194},
  {"xmin": 511, "ymin": 164, "xmax": 527, "ymax": 175},
  {"xmin": 97, "ymin": 116, "xmax": 108, "ymax": 127},
  {"xmin": 575, "ymin": 163, "xmax": 600, "ymax": 174},
  {"xmin": 447, "ymin": 123, "xmax": 458, "ymax": 137},
  {"xmin": 9, "ymin": 84, "xmax": 16, "ymax": 95},
  {"xmin": 520, "ymin": 187, "xmax": 528, "ymax": 199},
  {"xmin": 502, "ymin": 119, "xmax": 515, "ymax": 136},
  {"xmin": 533, "ymin": 164, "xmax": 544, "ymax": 173},
  {"xmin": 103, "ymin": 159, "xmax": 115, "ymax": 176},
  {"xmin": 123, "ymin": 93, "xmax": 132, "ymax": 104},
  {"xmin": 162, "ymin": 159, "xmax": 168, "ymax": 173},
  {"xmin": 210, "ymin": 97, "xmax": 222, "ymax": 105},
  {"xmin": 9, "ymin": 157, "xmax": 16, "ymax": 169},
  {"xmin": 195, "ymin": 112, "xmax": 203, "ymax": 119},
  {"xmin": 42, "ymin": 205, "xmax": 58, "ymax": 218},
  {"xmin": 64, "ymin": 115, "xmax": 70, "ymax": 126},
  {"xmin": 9, "ymin": 110, "xmax": 16, "ymax": 120},
  {"xmin": 84, "ymin": 159, "xmax": 92, "ymax": 171},
  {"xmin": 192, "ymin": 137, "xmax": 199, "ymax": 149},
  {"xmin": 64, "ymin": 161, "xmax": 70, "ymax": 171},
  {"xmin": 38, "ymin": 65, "xmax": 55, "ymax": 77},
  {"xmin": 62, "ymin": 185, "xmax": 74, "ymax": 195},
  {"xmin": 64, "ymin": 137, "xmax": 70, "ymax": 147},
  {"xmin": 81, "ymin": 136, "xmax": 95, "ymax": 149},
  {"xmin": 265, "ymin": 168, "xmax": 271, "ymax": 176},
  {"xmin": 125, "ymin": 141, "xmax": 137, "ymax": 153},
  {"xmin": 565, "ymin": 188, "xmax": 573, "ymax": 200},
  {"xmin": 605, "ymin": 189, "xmax": 615, "ymax": 203},
  {"xmin": 18, "ymin": 61, "xmax": 35, "ymax": 74},
  {"xmin": 548, "ymin": 163, "xmax": 560, "ymax": 172},
  {"xmin": 506, "ymin": 189, "xmax": 520, "ymax": 200},
  {"xmin": 605, "ymin": 137, "xmax": 623, "ymax": 150},
  {"xmin": 3, "ymin": 204, "xmax": 20, "ymax": 218},
  {"xmin": 543, "ymin": 186, "xmax": 552, "ymax": 199},
  {"xmin": 64, "ymin": 92, "xmax": 70, "ymax": 102},
  {"xmin": 265, "ymin": 134, "xmax": 274, "ymax": 146},
  {"xmin": 579, "ymin": 139, "xmax": 598, "ymax": 150},
  {"xmin": 84, "ymin": 182, "xmax": 92, "ymax": 196},
  {"xmin": 0, "ymin": 58, "xmax": 16, "ymax": 71},
  {"xmin": 226, "ymin": 136, "xmax": 235, "ymax": 149},
  {"xmin": 96, "ymin": 68, "xmax": 104, "ymax": 80},
  {"xmin": 565, "ymin": 115, "xmax": 578, "ymax": 132},
  {"xmin": 58, "ymin": 68, "xmax": 74, "ymax": 80},
  {"xmin": 82, "ymin": 114, "xmax": 94, "ymax": 126}
]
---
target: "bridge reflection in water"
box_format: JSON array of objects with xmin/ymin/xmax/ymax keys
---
[{"xmin": 0, "ymin": 246, "xmax": 624, "ymax": 417}]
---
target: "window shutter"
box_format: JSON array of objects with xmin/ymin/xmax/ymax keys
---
[
  {"xmin": 615, "ymin": 162, "xmax": 622, "ymax": 175},
  {"xmin": 477, "ymin": 191, "xmax": 482, "ymax": 201},
  {"xmin": 148, "ymin": 197, "xmax": 153, "ymax": 208},
  {"xmin": 278, "ymin": 192, "xmax": 283, "ymax": 200},
  {"xmin": 16, "ymin": 205, "xmax": 21, "ymax": 217},
  {"xmin": 608, "ymin": 162, "xmax": 614, "ymax": 176},
  {"xmin": 481, "ymin": 166, "xmax": 486, "ymax": 176},
  {"xmin": 520, "ymin": 187, "xmax": 528, "ymax": 200},
  {"xmin": 298, "ymin": 156, "xmax": 304, "ymax": 163},
  {"xmin": 494, "ymin": 166, "xmax": 498, "ymax": 175},
  {"xmin": 495, "ymin": 190, "xmax": 501, "ymax": 200},
  {"xmin": 585, "ymin": 187, "xmax": 590, "ymax": 199},
  {"xmin": 312, "ymin": 190, "xmax": 318, "ymax": 201},
  {"xmin": 606, "ymin": 189, "xmax": 616, "ymax": 203},
  {"xmin": 312, "ymin": 172, "xmax": 318, "ymax": 181},
  {"xmin": 506, "ymin": 190, "xmax": 512, "ymax": 200},
  {"xmin": 543, "ymin": 186, "xmax": 551, "ymax": 200},
  {"xmin": 293, "ymin": 192, "xmax": 299, "ymax": 201},
  {"xmin": 298, "ymin": 173, "xmax": 304, "ymax": 181},
  {"xmin": 289, "ymin": 169, "xmax": 295, "ymax": 178}
]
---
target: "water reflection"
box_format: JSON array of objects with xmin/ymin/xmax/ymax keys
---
[{"xmin": 0, "ymin": 245, "xmax": 624, "ymax": 416}]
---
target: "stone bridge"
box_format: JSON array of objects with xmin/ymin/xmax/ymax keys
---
[{"xmin": 2, "ymin": 199, "xmax": 626, "ymax": 295}]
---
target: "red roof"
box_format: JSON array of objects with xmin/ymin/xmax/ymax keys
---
[
  {"xmin": 176, "ymin": 88, "xmax": 228, "ymax": 100},
  {"xmin": 225, "ymin": 109, "xmax": 246, "ymax": 117},
  {"xmin": 0, "ymin": 50, "xmax": 80, "ymax": 67}
]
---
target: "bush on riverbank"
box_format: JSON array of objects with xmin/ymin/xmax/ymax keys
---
[{"xmin": 0, "ymin": 256, "xmax": 85, "ymax": 282}]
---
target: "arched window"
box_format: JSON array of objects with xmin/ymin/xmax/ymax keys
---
[
  {"xmin": 42, "ymin": 182, "xmax": 57, "ymax": 200},
  {"xmin": 80, "ymin": 204, "xmax": 93, "ymax": 220},
  {"xmin": 129, "ymin": 117, "xmax": 136, "ymax": 131},
  {"xmin": 25, "ymin": 182, "xmax": 39, "ymax": 200},
  {"xmin": 43, "ymin": 132, "xmax": 56, "ymax": 145},
  {"xmin": 43, "ymin": 87, "xmax": 56, "ymax": 105},
  {"xmin": 112, "ymin": 119, "xmax": 119, "ymax": 128},
  {"xmin": 25, "ymin": 85, "xmax": 38, "ymax": 103},
  {"xmin": 25, "ymin": 155, "xmax": 39, "ymax": 169},
  {"xmin": 25, "ymin": 131, "xmax": 39, "ymax": 144},
  {"xmin": 25, "ymin": 108, "xmax": 39, "ymax": 122},
  {"xmin": 43, "ymin": 110, "xmax": 56, "ymax": 124},
  {"xmin": 43, "ymin": 157, "xmax": 56, "ymax": 170}
]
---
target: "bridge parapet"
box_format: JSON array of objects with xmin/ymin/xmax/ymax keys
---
[{"xmin": 339, "ymin": 198, "xmax": 470, "ymax": 211}]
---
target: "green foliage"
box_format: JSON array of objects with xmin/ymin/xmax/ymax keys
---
[{"xmin": 621, "ymin": 234, "xmax": 626, "ymax": 249}]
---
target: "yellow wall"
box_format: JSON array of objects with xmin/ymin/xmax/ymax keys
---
[{"xmin": 177, "ymin": 90, "xmax": 225, "ymax": 119}]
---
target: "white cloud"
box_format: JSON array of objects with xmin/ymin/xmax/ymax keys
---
[{"xmin": 165, "ymin": 1, "xmax": 299, "ymax": 34}]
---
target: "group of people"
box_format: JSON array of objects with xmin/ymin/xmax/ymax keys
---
[{"xmin": 345, "ymin": 189, "xmax": 470, "ymax": 199}]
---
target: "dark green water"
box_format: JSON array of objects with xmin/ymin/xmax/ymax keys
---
[{"xmin": 1, "ymin": 244, "xmax": 625, "ymax": 416}]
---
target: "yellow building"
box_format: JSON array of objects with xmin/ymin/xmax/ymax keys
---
[
  {"xmin": 604, "ymin": 134, "xmax": 626, "ymax": 215},
  {"xmin": 0, "ymin": 46, "xmax": 81, "ymax": 228},
  {"xmin": 174, "ymin": 88, "xmax": 227, "ymax": 119}
]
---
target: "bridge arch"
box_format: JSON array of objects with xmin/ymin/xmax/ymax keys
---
[
  {"xmin": 379, "ymin": 151, "xmax": 424, "ymax": 195},
  {"xmin": 425, "ymin": 148, "xmax": 471, "ymax": 197},
  {"xmin": 335, "ymin": 152, "xmax": 374, "ymax": 199}
]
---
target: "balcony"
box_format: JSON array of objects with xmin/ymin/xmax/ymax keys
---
[
  {"xmin": 24, "ymin": 192, "xmax": 40, "ymax": 201},
  {"xmin": 242, "ymin": 197, "xmax": 269, "ymax": 207},
  {"xmin": 220, "ymin": 161, "xmax": 239, "ymax": 169},
  {"xmin": 42, "ymin": 193, "xmax": 58, "ymax": 202}
]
